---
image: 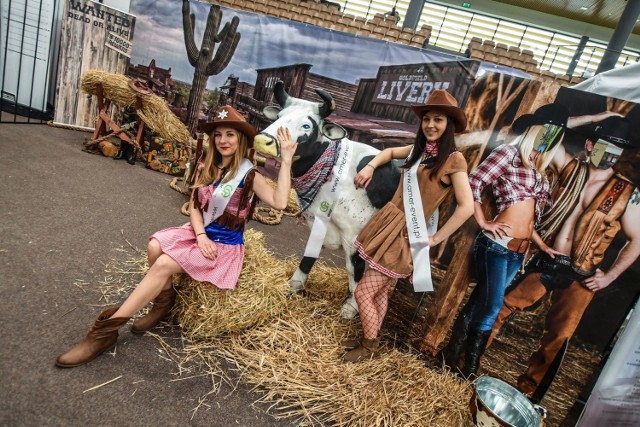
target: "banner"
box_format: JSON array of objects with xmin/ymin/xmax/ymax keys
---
[
  {"xmin": 122, "ymin": 2, "xmax": 639, "ymax": 424},
  {"xmin": 54, "ymin": 0, "xmax": 135, "ymax": 127}
]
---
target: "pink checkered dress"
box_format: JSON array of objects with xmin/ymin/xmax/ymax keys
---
[{"xmin": 151, "ymin": 180, "xmax": 251, "ymax": 290}]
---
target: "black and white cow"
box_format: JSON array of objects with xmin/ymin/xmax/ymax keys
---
[{"xmin": 253, "ymin": 81, "xmax": 400, "ymax": 318}]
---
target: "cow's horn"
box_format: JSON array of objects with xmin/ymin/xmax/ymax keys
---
[
  {"xmin": 273, "ymin": 80, "xmax": 289, "ymax": 108},
  {"xmin": 316, "ymin": 88, "xmax": 335, "ymax": 118}
]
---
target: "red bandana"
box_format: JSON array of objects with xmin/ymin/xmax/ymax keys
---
[{"xmin": 422, "ymin": 140, "xmax": 439, "ymax": 161}]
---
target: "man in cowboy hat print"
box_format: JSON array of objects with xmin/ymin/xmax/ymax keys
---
[{"xmin": 486, "ymin": 110, "xmax": 640, "ymax": 401}]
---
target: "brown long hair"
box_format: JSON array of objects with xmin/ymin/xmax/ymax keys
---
[
  {"xmin": 192, "ymin": 129, "xmax": 251, "ymax": 189},
  {"xmin": 401, "ymin": 115, "xmax": 457, "ymax": 180}
]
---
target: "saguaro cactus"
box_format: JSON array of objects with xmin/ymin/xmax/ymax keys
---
[{"xmin": 182, "ymin": 0, "xmax": 240, "ymax": 135}]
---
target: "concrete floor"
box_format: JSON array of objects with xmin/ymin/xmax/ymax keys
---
[{"xmin": 0, "ymin": 122, "xmax": 342, "ymax": 426}]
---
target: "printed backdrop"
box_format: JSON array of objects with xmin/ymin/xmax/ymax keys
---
[{"xmin": 122, "ymin": 0, "xmax": 640, "ymax": 423}]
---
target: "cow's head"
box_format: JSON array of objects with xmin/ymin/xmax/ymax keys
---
[{"xmin": 253, "ymin": 80, "xmax": 347, "ymax": 159}]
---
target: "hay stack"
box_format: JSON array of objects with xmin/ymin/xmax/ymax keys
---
[
  {"xmin": 170, "ymin": 231, "xmax": 472, "ymax": 426},
  {"xmin": 81, "ymin": 70, "xmax": 193, "ymax": 144},
  {"xmin": 218, "ymin": 294, "xmax": 473, "ymax": 426},
  {"xmin": 171, "ymin": 229, "xmax": 291, "ymax": 340},
  {"xmin": 96, "ymin": 227, "xmax": 597, "ymax": 425}
]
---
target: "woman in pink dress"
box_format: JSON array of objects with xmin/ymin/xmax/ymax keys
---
[{"xmin": 56, "ymin": 106, "xmax": 297, "ymax": 368}]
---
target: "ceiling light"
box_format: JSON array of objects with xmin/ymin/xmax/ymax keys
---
[{"xmin": 580, "ymin": 6, "xmax": 588, "ymax": 10}]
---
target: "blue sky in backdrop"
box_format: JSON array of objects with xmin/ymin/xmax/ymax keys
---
[{"xmin": 128, "ymin": 0, "xmax": 462, "ymax": 90}]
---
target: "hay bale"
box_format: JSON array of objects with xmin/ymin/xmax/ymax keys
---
[
  {"xmin": 171, "ymin": 229, "xmax": 292, "ymax": 340},
  {"xmin": 81, "ymin": 69, "xmax": 193, "ymax": 144}
]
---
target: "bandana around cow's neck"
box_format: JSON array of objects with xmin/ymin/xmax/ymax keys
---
[{"xmin": 292, "ymin": 140, "xmax": 341, "ymax": 212}]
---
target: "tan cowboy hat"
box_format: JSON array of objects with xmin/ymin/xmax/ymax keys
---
[
  {"xmin": 411, "ymin": 89, "xmax": 467, "ymax": 133},
  {"xmin": 200, "ymin": 106, "xmax": 257, "ymax": 141}
]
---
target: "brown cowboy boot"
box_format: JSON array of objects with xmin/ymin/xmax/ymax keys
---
[
  {"xmin": 341, "ymin": 338, "xmax": 380, "ymax": 363},
  {"xmin": 55, "ymin": 307, "xmax": 130, "ymax": 368},
  {"xmin": 342, "ymin": 334, "xmax": 382, "ymax": 350},
  {"xmin": 341, "ymin": 334, "xmax": 363, "ymax": 350},
  {"xmin": 131, "ymin": 286, "xmax": 177, "ymax": 334}
]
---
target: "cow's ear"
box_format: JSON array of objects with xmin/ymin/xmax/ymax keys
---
[
  {"xmin": 322, "ymin": 123, "xmax": 347, "ymax": 140},
  {"xmin": 263, "ymin": 106, "xmax": 281, "ymax": 121}
]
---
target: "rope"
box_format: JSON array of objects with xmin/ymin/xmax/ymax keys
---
[
  {"xmin": 538, "ymin": 161, "xmax": 588, "ymax": 241},
  {"xmin": 180, "ymin": 201, "xmax": 190, "ymax": 216},
  {"xmin": 82, "ymin": 121, "xmax": 138, "ymax": 151},
  {"xmin": 252, "ymin": 207, "xmax": 284, "ymax": 225},
  {"xmin": 170, "ymin": 177, "xmax": 192, "ymax": 196}
]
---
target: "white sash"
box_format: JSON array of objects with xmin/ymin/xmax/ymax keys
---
[
  {"xmin": 403, "ymin": 157, "xmax": 439, "ymax": 292},
  {"xmin": 303, "ymin": 141, "xmax": 352, "ymax": 258},
  {"xmin": 203, "ymin": 158, "xmax": 253, "ymax": 227}
]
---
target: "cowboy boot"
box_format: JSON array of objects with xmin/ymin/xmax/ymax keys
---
[
  {"xmin": 341, "ymin": 334, "xmax": 381, "ymax": 350},
  {"xmin": 461, "ymin": 327, "xmax": 491, "ymax": 379},
  {"xmin": 341, "ymin": 338, "xmax": 380, "ymax": 363},
  {"xmin": 341, "ymin": 335, "xmax": 362, "ymax": 350},
  {"xmin": 55, "ymin": 307, "xmax": 130, "ymax": 368},
  {"xmin": 131, "ymin": 287, "xmax": 177, "ymax": 334},
  {"xmin": 438, "ymin": 309, "xmax": 472, "ymax": 372}
]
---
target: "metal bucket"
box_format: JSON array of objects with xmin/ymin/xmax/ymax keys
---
[{"xmin": 470, "ymin": 377, "xmax": 541, "ymax": 427}]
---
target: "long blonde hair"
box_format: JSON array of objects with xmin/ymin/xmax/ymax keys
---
[
  {"xmin": 513, "ymin": 124, "xmax": 562, "ymax": 173},
  {"xmin": 192, "ymin": 129, "xmax": 251, "ymax": 189}
]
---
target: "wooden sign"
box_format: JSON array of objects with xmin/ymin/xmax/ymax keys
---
[
  {"xmin": 53, "ymin": 0, "xmax": 135, "ymax": 128},
  {"xmin": 372, "ymin": 61, "xmax": 479, "ymax": 107}
]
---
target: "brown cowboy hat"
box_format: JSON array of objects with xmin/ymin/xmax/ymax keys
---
[
  {"xmin": 200, "ymin": 106, "xmax": 257, "ymax": 141},
  {"xmin": 128, "ymin": 78, "xmax": 152, "ymax": 94},
  {"xmin": 411, "ymin": 89, "xmax": 467, "ymax": 133}
]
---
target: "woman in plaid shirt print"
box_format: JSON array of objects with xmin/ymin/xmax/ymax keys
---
[{"xmin": 440, "ymin": 103, "xmax": 569, "ymax": 378}]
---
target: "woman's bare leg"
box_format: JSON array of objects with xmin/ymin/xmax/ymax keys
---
[
  {"xmin": 113, "ymin": 254, "xmax": 183, "ymax": 318},
  {"xmin": 147, "ymin": 238, "xmax": 173, "ymax": 291}
]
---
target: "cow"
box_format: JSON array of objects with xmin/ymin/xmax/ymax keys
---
[{"xmin": 253, "ymin": 80, "xmax": 401, "ymax": 318}]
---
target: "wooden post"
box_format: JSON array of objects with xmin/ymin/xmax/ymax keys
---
[
  {"xmin": 419, "ymin": 221, "xmax": 476, "ymax": 354},
  {"xmin": 92, "ymin": 85, "xmax": 110, "ymax": 141}
]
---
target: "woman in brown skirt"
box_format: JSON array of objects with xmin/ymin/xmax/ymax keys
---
[{"xmin": 343, "ymin": 90, "xmax": 474, "ymax": 362}]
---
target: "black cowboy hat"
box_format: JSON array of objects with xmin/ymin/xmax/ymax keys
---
[
  {"xmin": 512, "ymin": 103, "xmax": 569, "ymax": 134},
  {"xmin": 585, "ymin": 115, "xmax": 635, "ymax": 149},
  {"xmin": 200, "ymin": 106, "xmax": 257, "ymax": 141}
]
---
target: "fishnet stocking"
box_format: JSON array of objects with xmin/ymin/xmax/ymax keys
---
[{"xmin": 355, "ymin": 268, "xmax": 393, "ymax": 340}]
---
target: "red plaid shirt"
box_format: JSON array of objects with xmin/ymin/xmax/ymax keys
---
[{"xmin": 469, "ymin": 144, "xmax": 551, "ymax": 223}]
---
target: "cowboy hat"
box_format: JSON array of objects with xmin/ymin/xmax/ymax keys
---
[
  {"xmin": 512, "ymin": 103, "xmax": 569, "ymax": 134},
  {"xmin": 200, "ymin": 106, "xmax": 257, "ymax": 140},
  {"xmin": 411, "ymin": 89, "xmax": 467, "ymax": 133},
  {"xmin": 585, "ymin": 115, "xmax": 635, "ymax": 149}
]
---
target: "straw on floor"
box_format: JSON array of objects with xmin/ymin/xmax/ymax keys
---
[{"xmin": 96, "ymin": 229, "xmax": 475, "ymax": 426}]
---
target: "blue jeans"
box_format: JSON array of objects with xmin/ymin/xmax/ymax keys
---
[{"xmin": 467, "ymin": 232, "xmax": 525, "ymax": 331}]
